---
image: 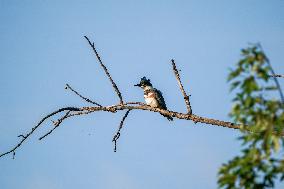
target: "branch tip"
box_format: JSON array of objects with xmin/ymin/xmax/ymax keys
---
[
  {"xmin": 84, "ymin": 36, "xmax": 124, "ymax": 104},
  {"xmin": 112, "ymin": 110, "xmax": 131, "ymax": 152},
  {"xmin": 65, "ymin": 83, "xmax": 102, "ymax": 106},
  {"xmin": 171, "ymin": 59, "xmax": 193, "ymax": 114}
]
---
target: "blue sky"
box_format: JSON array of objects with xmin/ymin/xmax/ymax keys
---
[{"xmin": 0, "ymin": 1, "xmax": 283, "ymax": 188}]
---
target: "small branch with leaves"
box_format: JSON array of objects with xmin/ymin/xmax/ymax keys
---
[{"xmin": 257, "ymin": 44, "xmax": 284, "ymax": 104}]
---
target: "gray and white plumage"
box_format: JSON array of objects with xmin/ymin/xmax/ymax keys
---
[{"xmin": 135, "ymin": 77, "xmax": 173, "ymax": 121}]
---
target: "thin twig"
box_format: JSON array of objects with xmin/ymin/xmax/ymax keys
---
[
  {"xmin": 124, "ymin": 102, "xmax": 145, "ymax": 106},
  {"xmin": 112, "ymin": 110, "xmax": 131, "ymax": 152},
  {"xmin": 171, "ymin": 59, "xmax": 192, "ymax": 114},
  {"xmin": 269, "ymin": 74, "xmax": 284, "ymax": 78},
  {"xmin": 84, "ymin": 36, "xmax": 123, "ymax": 104},
  {"xmin": 0, "ymin": 107, "xmax": 81, "ymax": 158},
  {"xmin": 258, "ymin": 44, "xmax": 284, "ymax": 104},
  {"xmin": 65, "ymin": 83, "xmax": 102, "ymax": 107},
  {"xmin": 39, "ymin": 111, "xmax": 71, "ymax": 140}
]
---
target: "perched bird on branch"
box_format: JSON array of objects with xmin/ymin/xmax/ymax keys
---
[{"xmin": 134, "ymin": 77, "xmax": 173, "ymax": 121}]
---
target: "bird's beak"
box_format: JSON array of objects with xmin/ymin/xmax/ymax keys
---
[{"xmin": 134, "ymin": 83, "xmax": 141, "ymax": 87}]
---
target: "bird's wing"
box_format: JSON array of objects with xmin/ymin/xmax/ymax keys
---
[{"xmin": 153, "ymin": 88, "xmax": 168, "ymax": 110}]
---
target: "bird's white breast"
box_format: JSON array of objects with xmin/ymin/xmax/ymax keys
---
[{"xmin": 144, "ymin": 92, "xmax": 159, "ymax": 107}]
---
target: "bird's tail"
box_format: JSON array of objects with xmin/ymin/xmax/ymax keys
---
[{"xmin": 160, "ymin": 113, "xmax": 173, "ymax": 121}]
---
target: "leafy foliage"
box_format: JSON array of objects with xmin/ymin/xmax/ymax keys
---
[{"xmin": 218, "ymin": 46, "xmax": 284, "ymax": 188}]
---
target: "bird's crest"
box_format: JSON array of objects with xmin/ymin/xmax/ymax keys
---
[{"xmin": 139, "ymin": 76, "xmax": 152, "ymax": 87}]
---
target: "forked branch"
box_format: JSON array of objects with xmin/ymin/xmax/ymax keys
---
[
  {"xmin": 0, "ymin": 107, "xmax": 80, "ymax": 158},
  {"xmin": 38, "ymin": 111, "xmax": 72, "ymax": 140}
]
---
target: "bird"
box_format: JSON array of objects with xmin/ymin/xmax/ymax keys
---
[{"xmin": 134, "ymin": 77, "xmax": 173, "ymax": 121}]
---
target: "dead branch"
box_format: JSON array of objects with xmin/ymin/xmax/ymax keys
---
[
  {"xmin": 171, "ymin": 59, "xmax": 192, "ymax": 114},
  {"xmin": 0, "ymin": 103, "xmax": 239, "ymax": 158},
  {"xmin": 84, "ymin": 36, "xmax": 123, "ymax": 104}
]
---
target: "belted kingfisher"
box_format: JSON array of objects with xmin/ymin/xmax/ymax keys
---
[{"xmin": 134, "ymin": 77, "xmax": 173, "ymax": 121}]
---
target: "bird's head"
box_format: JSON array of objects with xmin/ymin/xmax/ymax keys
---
[{"xmin": 134, "ymin": 76, "xmax": 152, "ymax": 89}]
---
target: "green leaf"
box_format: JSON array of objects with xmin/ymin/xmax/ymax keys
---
[
  {"xmin": 230, "ymin": 81, "xmax": 241, "ymax": 91},
  {"xmin": 271, "ymin": 136, "xmax": 280, "ymax": 152},
  {"xmin": 241, "ymin": 76, "xmax": 259, "ymax": 93},
  {"xmin": 228, "ymin": 67, "xmax": 242, "ymax": 81}
]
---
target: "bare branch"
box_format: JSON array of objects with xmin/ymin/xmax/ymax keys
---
[
  {"xmin": 269, "ymin": 74, "xmax": 284, "ymax": 78},
  {"xmin": 84, "ymin": 36, "xmax": 123, "ymax": 104},
  {"xmin": 171, "ymin": 59, "xmax": 192, "ymax": 114},
  {"xmin": 112, "ymin": 110, "xmax": 131, "ymax": 152},
  {"xmin": 65, "ymin": 83, "xmax": 102, "ymax": 107},
  {"xmin": 0, "ymin": 107, "xmax": 81, "ymax": 158}
]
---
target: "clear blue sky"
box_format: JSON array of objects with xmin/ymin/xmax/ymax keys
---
[{"xmin": 0, "ymin": 1, "xmax": 283, "ymax": 188}]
